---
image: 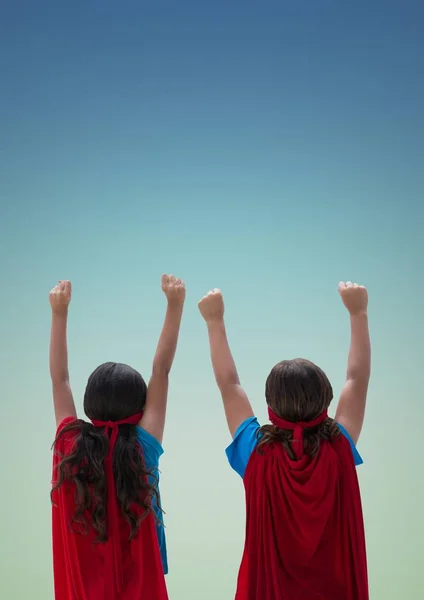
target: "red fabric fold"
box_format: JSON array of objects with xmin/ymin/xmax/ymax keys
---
[
  {"xmin": 235, "ymin": 425, "xmax": 368, "ymax": 600},
  {"xmin": 52, "ymin": 415, "xmax": 169, "ymax": 600}
]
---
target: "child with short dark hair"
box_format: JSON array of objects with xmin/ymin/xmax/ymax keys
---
[{"xmin": 198, "ymin": 282, "xmax": 370, "ymax": 600}]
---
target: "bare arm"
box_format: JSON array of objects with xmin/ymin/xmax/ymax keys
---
[
  {"xmin": 140, "ymin": 275, "xmax": 185, "ymax": 443},
  {"xmin": 49, "ymin": 281, "xmax": 77, "ymax": 427},
  {"xmin": 199, "ymin": 290, "xmax": 254, "ymax": 437},
  {"xmin": 335, "ymin": 283, "xmax": 370, "ymax": 445}
]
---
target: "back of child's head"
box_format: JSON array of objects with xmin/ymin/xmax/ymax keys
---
[
  {"xmin": 84, "ymin": 361, "xmax": 147, "ymax": 421},
  {"xmin": 52, "ymin": 362, "xmax": 159, "ymax": 542},
  {"xmin": 258, "ymin": 358, "xmax": 340, "ymax": 458}
]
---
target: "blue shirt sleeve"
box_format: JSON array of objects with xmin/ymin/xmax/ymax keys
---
[
  {"xmin": 225, "ymin": 417, "xmax": 363, "ymax": 478},
  {"xmin": 337, "ymin": 423, "xmax": 363, "ymax": 466},
  {"xmin": 225, "ymin": 416, "xmax": 261, "ymax": 478},
  {"xmin": 136, "ymin": 426, "xmax": 164, "ymax": 472}
]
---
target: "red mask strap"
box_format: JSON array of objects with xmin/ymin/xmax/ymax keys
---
[
  {"xmin": 91, "ymin": 412, "xmax": 144, "ymax": 593},
  {"xmin": 267, "ymin": 407, "xmax": 328, "ymax": 460}
]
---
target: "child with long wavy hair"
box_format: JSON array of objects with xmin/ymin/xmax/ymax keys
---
[
  {"xmin": 198, "ymin": 282, "xmax": 371, "ymax": 600},
  {"xmin": 49, "ymin": 275, "xmax": 185, "ymax": 600}
]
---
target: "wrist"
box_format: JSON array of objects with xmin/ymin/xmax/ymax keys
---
[
  {"xmin": 167, "ymin": 297, "xmax": 185, "ymax": 311},
  {"xmin": 349, "ymin": 310, "xmax": 368, "ymax": 319},
  {"xmin": 52, "ymin": 308, "xmax": 68, "ymax": 320},
  {"xmin": 206, "ymin": 316, "xmax": 225, "ymax": 329}
]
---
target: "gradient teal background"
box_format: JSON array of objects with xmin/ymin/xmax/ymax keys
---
[{"xmin": 1, "ymin": 1, "xmax": 423, "ymax": 598}]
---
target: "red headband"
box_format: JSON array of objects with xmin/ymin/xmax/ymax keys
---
[
  {"xmin": 91, "ymin": 412, "xmax": 144, "ymax": 594},
  {"xmin": 267, "ymin": 407, "xmax": 328, "ymax": 460}
]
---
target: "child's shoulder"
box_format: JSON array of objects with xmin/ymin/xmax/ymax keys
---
[
  {"xmin": 226, "ymin": 416, "xmax": 261, "ymax": 478},
  {"xmin": 135, "ymin": 426, "xmax": 164, "ymax": 466},
  {"xmin": 336, "ymin": 423, "xmax": 363, "ymax": 466},
  {"xmin": 55, "ymin": 416, "xmax": 78, "ymax": 435},
  {"xmin": 53, "ymin": 417, "xmax": 80, "ymax": 460}
]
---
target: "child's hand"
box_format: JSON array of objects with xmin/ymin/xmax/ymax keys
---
[
  {"xmin": 49, "ymin": 280, "xmax": 72, "ymax": 316},
  {"xmin": 198, "ymin": 289, "xmax": 225, "ymax": 323},
  {"xmin": 161, "ymin": 274, "xmax": 186, "ymax": 307},
  {"xmin": 338, "ymin": 281, "xmax": 368, "ymax": 316}
]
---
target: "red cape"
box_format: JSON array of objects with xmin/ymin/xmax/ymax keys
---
[
  {"xmin": 52, "ymin": 417, "xmax": 168, "ymax": 600},
  {"xmin": 235, "ymin": 434, "xmax": 368, "ymax": 600}
]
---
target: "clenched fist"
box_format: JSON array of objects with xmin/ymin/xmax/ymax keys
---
[
  {"xmin": 49, "ymin": 280, "xmax": 72, "ymax": 316},
  {"xmin": 338, "ymin": 281, "xmax": 368, "ymax": 316},
  {"xmin": 198, "ymin": 289, "xmax": 225, "ymax": 323},
  {"xmin": 162, "ymin": 274, "xmax": 186, "ymax": 307}
]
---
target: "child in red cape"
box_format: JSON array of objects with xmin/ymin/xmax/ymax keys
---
[
  {"xmin": 49, "ymin": 275, "xmax": 185, "ymax": 600},
  {"xmin": 198, "ymin": 282, "xmax": 371, "ymax": 600}
]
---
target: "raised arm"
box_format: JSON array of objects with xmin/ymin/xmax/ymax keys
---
[
  {"xmin": 198, "ymin": 289, "xmax": 254, "ymax": 437},
  {"xmin": 49, "ymin": 280, "xmax": 77, "ymax": 427},
  {"xmin": 335, "ymin": 282, "xmax": 371, "ymax": 445},
  {"xmin": 139, "ymin": 275, "xmax": 185, "ymax": 443}
]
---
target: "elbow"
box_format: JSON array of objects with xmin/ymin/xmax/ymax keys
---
[
  {"xmin": 50, "ymin": 370, "xmax": 70, "ymax": 386},
  {"xmin": 51, "ymin": 376, "xmax": 70, "ymax": 388},
  {"xmin": 346, "ymin": 368, "xmax": 370, "ymax": 386},
  {"xmin": 345, "ymin": 373, "xmax": 370, "ymax": 396},
  {"xmin": 347, "ymin": 359, "xmax": 371, "ymax": 384},
  {"xmin": 152, "ymin": 364, "xmax": 171, "ymax": 378},
  {"xmin": 217, "ymin": 375, "xmax": 240, "ymax": 391}
]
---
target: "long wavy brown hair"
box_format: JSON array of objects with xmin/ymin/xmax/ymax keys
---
[
  {"xmin": 51, "ymin": 362, "xmax": 162, "ymax": 542},
  {"xmin": 257, "ymin": 358, "xmax": 340, "ymax": 459}
]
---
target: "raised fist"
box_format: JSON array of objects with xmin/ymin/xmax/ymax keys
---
[
  {"xmin": 198, "ymin": 289, "xmax": 225, "ymax": 323},
  {"xmin": 338, "ymin": 281, "xmax": 368, "ymax": 316},
  {"xmin": 49, "ymin": 280, "xmax": 72, "ymax": 316},
  {"xmin": 161, "ymin": 274, "xmax": 186, "ymax": 307}
]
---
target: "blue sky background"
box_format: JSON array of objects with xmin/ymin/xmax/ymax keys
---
[{"xmin": 1, "ymin": 1, "xmax": 423, "ymax": 598}]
